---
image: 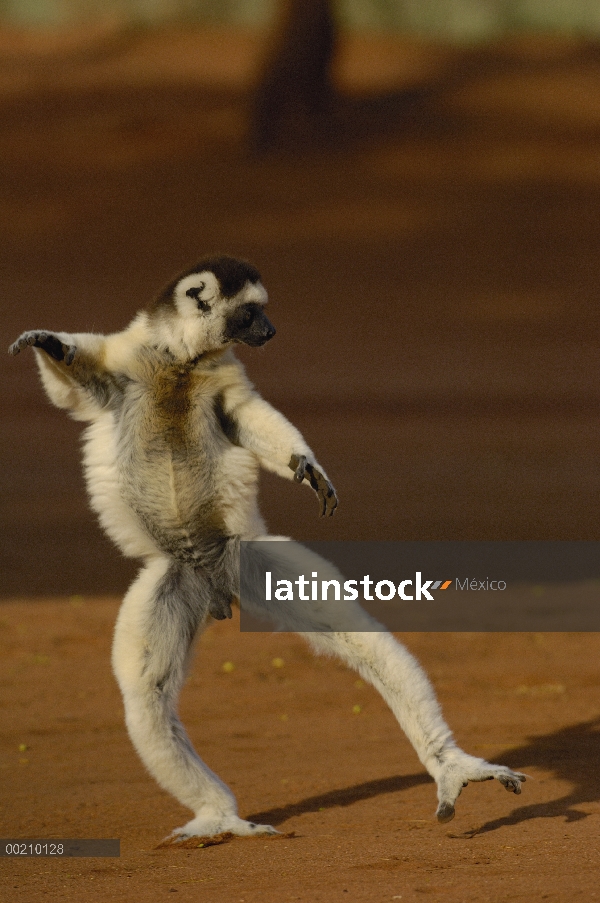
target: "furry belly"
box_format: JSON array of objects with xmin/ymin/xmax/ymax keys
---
[
  {"xmin": 83, "ymin": 412, "xmax": 263, "ymax": 560},
  {"xmin": 121, "ymin": 457, "xmax": 228, "ymax": 555}
]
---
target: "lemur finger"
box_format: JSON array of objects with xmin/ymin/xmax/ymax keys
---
[
  {"xmin": 8, "ymin": 332, "xmax": 40, "ymax": 355},
  {"xmin": 324, "ymin": 485, "xmax": 338, "ymax": 516},
  {"xmin": 64, "ymin": 345, "xmax": 77, "ymax": 366},
  {"xmin": 305, "ymin": 463, "xmax": 338, "ymax": 517},
  {"xmin": 321, "ymin": 478, "xmax": 338, "ymax": 515},
  {"xmin": 303, "ymin": 462, "xmax": 319, "ymax": 490},
  {"xmin": 289, "ymin": 454, "xmax": 307, "ymax": 483},
  {"xmin": 318, "ymin": 486, "xmax": 337, "ymax": 517}
]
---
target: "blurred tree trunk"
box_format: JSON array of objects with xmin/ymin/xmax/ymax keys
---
[{"xmin": 249, "ymin": 0, "xmax": 337, "ymax": 153}]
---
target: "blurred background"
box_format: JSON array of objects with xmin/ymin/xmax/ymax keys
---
[{"xmin": 1, "ymin": 0, "xmax": 599, "ymax": 595}]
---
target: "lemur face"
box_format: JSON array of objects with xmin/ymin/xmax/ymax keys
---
[
  {"xmin": 174, "ymin": 271, "xmax": 275, "ymax": 350},
  {"xmin": 222, "ymin": 281, "xmax": 276, "ymax": 347},
  {"xmin": 151, "ymin": 257, "xmax": 276, "ymax": 357}
]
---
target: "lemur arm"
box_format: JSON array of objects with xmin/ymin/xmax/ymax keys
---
[
  {"xmin": 218, "ymin": 374, "xmax": 338, "ymax": 516},
  {"xmin": 9, "ymin": 330, "xmax": 121, "ymax": 421}
]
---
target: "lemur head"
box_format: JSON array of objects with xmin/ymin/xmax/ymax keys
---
[{"xmin": 148, "ymin": 256, "xmax": 276, "ymax": 359}]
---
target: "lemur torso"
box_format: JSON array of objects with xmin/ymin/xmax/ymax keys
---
[{"xmin": 80, "ymin": 343, "xmax": 264, "ymax": 564}]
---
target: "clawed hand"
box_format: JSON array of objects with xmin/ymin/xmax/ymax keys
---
[
  {"xmin": 290, "ymin": 454, "xmax": 338, "ymax": 517},
  {"xmin": 9, "ymin": 331, "xmax": 76, "ymax": 365}
]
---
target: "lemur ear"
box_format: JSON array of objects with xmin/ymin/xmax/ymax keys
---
[{"xmin": 185, "ymin": 284, "xmax": 210, "ymax": 312}]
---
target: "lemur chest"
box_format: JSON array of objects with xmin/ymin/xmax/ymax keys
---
[
  {"xmin": 153, "ymin": 368, "xmax": 196, "ymax": 447},
  {"xmin": 148, "ymin": 365, "xmax": 233, "ymax": 450},
  {"xmin": 117, "ymin": 365, "xmax": 232, "ymax": 470}
]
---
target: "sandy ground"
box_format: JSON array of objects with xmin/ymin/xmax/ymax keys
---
[
  {"xmin": 1, "ymin": 600, "xmax": 599, "ymax": 901},
  {"xmin": 1, "ymin": 24, "xmax": 600, "ymax": 902}
]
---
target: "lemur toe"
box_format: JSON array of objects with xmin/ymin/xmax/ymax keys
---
[
  {"xmin": 436, "ymin": 802, "xmax": 455, "ymax": 824},
  {"xmin": 499, "ymin": 775, "xmax": 523, "ymax": 794},
  {"xmin": 209, "ymin": 598, "xmax": 233, "ymax": 621}
]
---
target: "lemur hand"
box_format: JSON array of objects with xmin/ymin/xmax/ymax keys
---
[
  {"xmin": 290, "ymin": 454, "xmax": 338, "ymax": 517},
  {"xmin": 9, "ymin": 331, "xmax": 77, "ymax": 365}
]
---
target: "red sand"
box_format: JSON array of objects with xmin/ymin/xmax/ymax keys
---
[{"xmin": 1, "ymin": 599, "xmax": 600, "ymax": 902}]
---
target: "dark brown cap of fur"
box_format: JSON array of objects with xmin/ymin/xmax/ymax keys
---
[{"xmin": 151, "ymin": 256, "xmax": 262, "ymax": 311}]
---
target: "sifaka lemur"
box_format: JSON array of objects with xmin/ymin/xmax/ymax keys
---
[{"xmin": 10, "ymin": 256, "xmax": 525, "ymax": 840}]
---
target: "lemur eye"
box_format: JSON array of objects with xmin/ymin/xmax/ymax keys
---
[{"xmin": 243, "ymin": 308, "xmax": 254, "ymax": 325}]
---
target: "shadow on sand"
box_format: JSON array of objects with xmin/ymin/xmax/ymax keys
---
[
  {"xmin": 246, "ymin": 717, "xmax": 600, "ymax": 832},
  {"xmin": 246, "ymin": 772, "xmax": 431, "ymax": 827},
  {"xmin": 468, "ymin": 716, "xmax": 600, "ymax": 835}
]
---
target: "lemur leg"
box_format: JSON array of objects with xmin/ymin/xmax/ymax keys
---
[
  {"xmin": 241, "ymin": 538, "xmax": 526, "ymax": 824},
  {"xmin": 112, "ymin": 556, "xmax": 277, "ymax": 839},
  {"xmin": 303, "ymin": 631, "xmax": 525, "ymax": 823}
]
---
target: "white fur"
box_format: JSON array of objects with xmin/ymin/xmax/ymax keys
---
[{"xmin": 83, "ymin": 411, "xmax": 158, "ymax": 559}]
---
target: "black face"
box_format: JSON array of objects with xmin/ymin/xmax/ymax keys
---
[{"xmin": 224, "ymin": 303, "xmax": 276, "ymax": 347}]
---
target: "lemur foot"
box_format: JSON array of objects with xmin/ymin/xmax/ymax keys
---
[
  {"xmin": 169, "ymin": 813, "xmax": 278, "ymax": 841},
  {"xmin": 433, "ymin": 751, "xmax": 527, "ymax": 824},
  {"xmin": 208, "ymin": 595, "xmax": 233, "ymax": 621},
  {"xmin": 290, "ymin": 454, "xmax": 338, "ymax": 517},
  {"xmin": 205, "ymin": 577, "xmax": 235, "ymax": 620},
  {"xmin": 9, "ymin": 331, "xmax": 76, "ymax": 365}
]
